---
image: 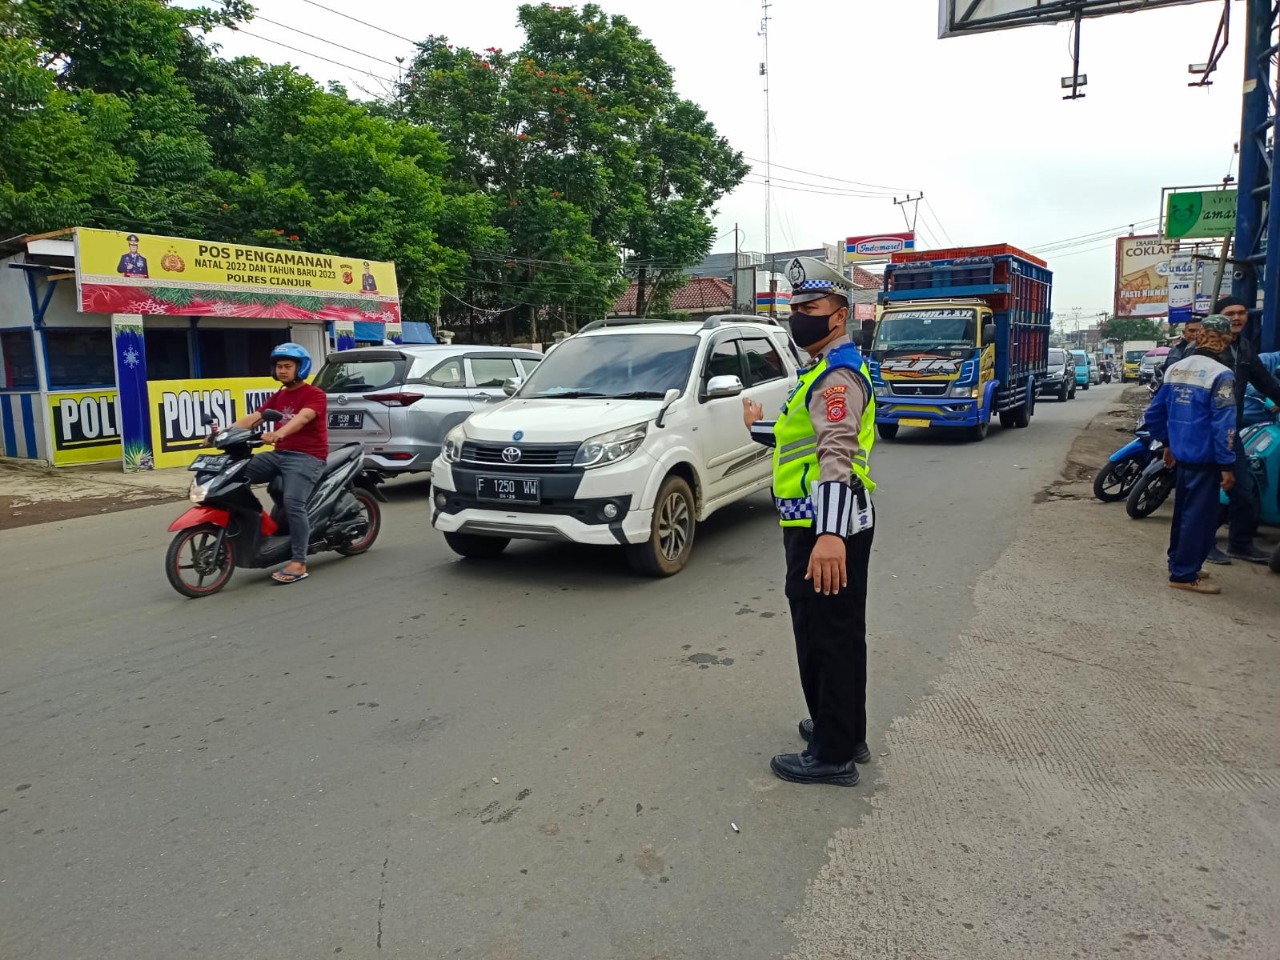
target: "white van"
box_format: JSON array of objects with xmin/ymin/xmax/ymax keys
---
[{"xmin": 430, "ymin": 317, "xmax": 801, "ymax": 575}]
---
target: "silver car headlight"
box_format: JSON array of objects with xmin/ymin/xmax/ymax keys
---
[
  {"xmin": 574, "ymin": 423, "xmax": 648, "ymax": 469},
  {"xmin": 443, "ymin": 424, "xmax": 466, "ymax": 464}
]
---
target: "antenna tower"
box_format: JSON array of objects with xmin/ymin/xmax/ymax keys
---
[{"xmin": 759, "ymin": 0, "xmax": 773, "ymax": 265}]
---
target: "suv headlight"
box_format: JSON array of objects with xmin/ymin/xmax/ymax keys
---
[
  {"xmin": 442, "ymin": 424, "xmax": 466, "ymax": 464},
  {"xmin": 574, "ymin": 423, "xmax": 648, "ymax": 469}
]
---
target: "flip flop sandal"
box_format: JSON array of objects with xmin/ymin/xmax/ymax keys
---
[{"xmin": 272, "ymin": 569, "xmax": 310, "ymax": 584}]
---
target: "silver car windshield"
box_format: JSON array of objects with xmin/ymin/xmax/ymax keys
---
[{"xmin": 522, "ymin": 334, "xmax": 699, "ymax": 399}]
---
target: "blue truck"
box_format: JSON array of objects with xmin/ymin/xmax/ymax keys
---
[{"xmin": 867, "ymin": 244, "xmax": 1052, "ymax": 442}]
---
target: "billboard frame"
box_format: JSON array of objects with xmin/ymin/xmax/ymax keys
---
[{"xmin": 939, "ymin": 0, "xmax": 1213, "ymax": 38}]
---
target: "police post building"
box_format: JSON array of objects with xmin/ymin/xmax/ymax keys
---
[{"xmin": 0, "ymin": 228, "xmax": 402, "ymax": 469}]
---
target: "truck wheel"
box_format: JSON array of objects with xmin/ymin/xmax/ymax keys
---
[
  {"xmin": 1013, "ymin": 400, "xmax": 1032, "ymax": 428},
  {"xmin": 443, "ymin": 532, "xmax": 510, "ymax": 559},
  {"xmin": 968, "ymin": 418, "xmax": 988, "ymax": 442},
  {"xmin": 998, "ymin": 411, "xmax": 1015, "ymax": 429},
  {"xmin": 626, "ymin": 474, "xmax": 695, "ymax": 576},
  {"xmin": 877, "ymin": 423, "xmax": 899, "ymax": 440}
]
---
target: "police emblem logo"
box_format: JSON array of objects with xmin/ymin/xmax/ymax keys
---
[{"xmin": 787, "ymin": 259, "xmax": 806, "ymax": 287}]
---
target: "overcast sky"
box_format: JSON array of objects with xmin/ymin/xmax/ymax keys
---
[{"xmin": 206, "ymin": 0, "xmax": 1244, "ymax": 326}]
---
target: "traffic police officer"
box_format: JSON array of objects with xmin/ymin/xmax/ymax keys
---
[{"xmin": 742, "ymin": 257, "xmax": 876, "ymax": 786}]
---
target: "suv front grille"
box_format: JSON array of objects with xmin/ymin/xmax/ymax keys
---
[{"xmin": 460, "ymin": 441, "xmax": 580, "ymax": 469}]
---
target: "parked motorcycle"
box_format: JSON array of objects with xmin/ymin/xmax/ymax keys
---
[
  {"xmin": 1126, "ymin": 455, "xmax": 1176, "ymax": 519},
  {"xmin": 1094, "ymin": 417, "xmax": 1161, "ymax": 502},
  {"xmin": 164, "ymin": 411, "xmax": 386, "ymax": 598}
]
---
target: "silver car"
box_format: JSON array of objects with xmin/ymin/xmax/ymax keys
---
[{"xmin": 313, "ymin": 345, "xmax": 545, "ymax": 473}]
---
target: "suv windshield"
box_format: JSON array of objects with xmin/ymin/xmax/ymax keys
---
[
  {"xmin": 874, "ymin": 308, "xmax": 977, "ymax": 349},
  {"xmin": 314, "ymin": 355, "xmax": 407, "ymax": 393},
  {"xmin": 1048, "ymin": 349, "xmax": 1066, "ymax": 366},
  {"xmin": 522, "ymin": 333, "xmax": 699, "ymax": 399}
]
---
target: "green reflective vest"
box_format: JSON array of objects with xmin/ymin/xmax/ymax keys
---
[{"xmin": 772, "ymin": 344, "xmax": 876, "ymax": 528}]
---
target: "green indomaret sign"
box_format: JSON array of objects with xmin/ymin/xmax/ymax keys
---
[{"xmin": 1164, "ymin": 189, "xmax": 1238, "ymax": 240}]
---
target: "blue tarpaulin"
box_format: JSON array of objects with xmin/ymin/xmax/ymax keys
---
[
  {"xmin": 353, "ymin": 321, "xmax": 383, "ymax": 342},
  {"xmin": 402, "ymin": 321, "xmax": 437, "ymax": 343}
]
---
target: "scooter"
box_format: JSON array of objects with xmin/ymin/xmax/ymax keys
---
[
  {"xmin": 1094, "ymin": 416, "xmax": 1161, "ymax": 502},
  {"xmin": 1217, "ymin": 407, "xmax": 1280, "ymax": 572},
  {"xmin": 164, "ymin": 411, "xmax": 387, "ymax": 598},
  {"xmin": 1126, "ymin": 455, "xmax": 1176, "ymax": 519}
]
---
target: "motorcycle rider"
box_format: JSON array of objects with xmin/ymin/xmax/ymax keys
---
[
  {"xmin": 1143, "ymin": 315, "xmax": 1237, "ymax": 595},
  {"xmin": 227, "ymin": 343, "xmax": 329, "ymax": 584}
]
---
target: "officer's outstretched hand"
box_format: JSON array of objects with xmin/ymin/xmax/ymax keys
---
[
  {"xmin": 806, "ymin": 534, "xmax": 847, "ymax": 596},
  {"xmin": 742, "ymin": 397, "xmax": 763, "ymax": 430}
]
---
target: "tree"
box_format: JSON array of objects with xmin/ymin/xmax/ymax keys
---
[
  {"xmin": 1102, "ymin": 316, "xmax": 1165, "ymax": 342},
  {"xmin": 400, "ymin": 3, "xmax": 746, "ymax": 332}
]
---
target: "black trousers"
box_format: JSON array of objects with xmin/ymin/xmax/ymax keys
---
[{"xmin": 782, "ymin": 524, "xmax": 874, "ymax": 764}]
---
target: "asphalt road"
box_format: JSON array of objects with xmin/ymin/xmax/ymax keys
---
[{"xmin": 0, "ymin": 385, "xmax": 1115, "ymax": 960}]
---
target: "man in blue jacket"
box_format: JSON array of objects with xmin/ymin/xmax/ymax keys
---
[
  {"xmin": 1242, "ymin": 350, "xmax": 1280, "ymax": 426},
  {"xmin": 1144, "ymin": 315, "xmax": 1238, "ymax": 595}
]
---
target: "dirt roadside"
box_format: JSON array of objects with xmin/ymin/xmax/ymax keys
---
[
  {"xmin": 0, "ymin": 459, "xmax": 189, "ymax": 530},
  {"xmin": 788, "ymin": 392, "xmax": 1279, "ymax": 960}
]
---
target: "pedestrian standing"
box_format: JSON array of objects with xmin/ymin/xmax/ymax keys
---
[
  {"xmin": 1143, "ymin": 315, "xmax": 1238, "ymax": 595},
  {"xmin": 1161, "ymin": 315, "xmax": 1202, "ymax": 374},
  {"xmin": 742, "ymin": 257, "xmax": 876, "ymax": 786},
  {"xmin": 1207, "ymin": 296, "xmax": 1280, "ymax": 564}
]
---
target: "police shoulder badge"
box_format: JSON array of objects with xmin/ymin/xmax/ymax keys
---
[{"xmin": 825, "ymin": 386, "xmax": 847, "ymax": 422}]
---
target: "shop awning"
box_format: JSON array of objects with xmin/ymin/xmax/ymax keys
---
[{"xmin": 401, "ymin": 321, "xmax": 436, "ymax": 343}]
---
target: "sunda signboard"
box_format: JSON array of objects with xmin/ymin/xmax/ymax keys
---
[{"xmin": 846, "ymin": 233, "xmax": 916, "ymax": 262}]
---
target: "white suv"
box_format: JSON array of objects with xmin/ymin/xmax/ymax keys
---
[{"xmin": 430, "ymin": 316, "xmax": 801, "ymax": 575}]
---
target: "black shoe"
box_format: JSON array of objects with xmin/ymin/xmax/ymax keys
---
[
  {"xmin": 1205, "ymin": 547, "xmax": 1232, "ymax": 565},
  {"xmin": 798, "ymin": 719, "xmax": 871, "ymax": 764},
  {"xmin": 770, "ymin": 751, "xmax": 859, "ymax": 786},
  {"xmin": 1226, "ymin": 545, "xmax": 1271, "ymax": 564}
]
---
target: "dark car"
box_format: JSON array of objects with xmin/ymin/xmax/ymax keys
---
[{"xmin": 1037, "ymin": 347, "xmax": 1076, "ymax": 401}]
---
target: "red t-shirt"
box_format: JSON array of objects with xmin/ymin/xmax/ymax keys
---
[{"xmin": 261, "ymin": 384, "xmax": 328, "ymax": 460}]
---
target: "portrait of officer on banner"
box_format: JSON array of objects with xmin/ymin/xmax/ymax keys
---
[
  {"xmin": 116, "ymin": 234, "xmax": 149, "ymax": 279},
  {"xmin": 361, "ymin": 261, "xmax": 378, "ymax": 293}
]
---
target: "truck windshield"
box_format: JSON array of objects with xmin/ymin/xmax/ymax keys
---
[
  {"xmin": 1125, "ymin": 350, "xmax": 1145, "ymax": 362},
  {"xmin": 874, "ymin": 308, "xmax": 977, "ymax": 349}
]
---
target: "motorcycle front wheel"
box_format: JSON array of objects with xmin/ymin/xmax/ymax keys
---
[
  {"xmin": 166, "ymin": 523, "xmax": 236, "ymax": 598},
  {"xmin": 1093, "ymin": 458, "xmax": 1143, "ymax": 502},
  {"xmin": 1126, "ymin": 468, "xmax": 1176, "ymax": 519}
]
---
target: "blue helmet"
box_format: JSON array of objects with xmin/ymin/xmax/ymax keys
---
[{"xmin": 270, "ymin": 342, "xmax": 312, "ymax": 379}]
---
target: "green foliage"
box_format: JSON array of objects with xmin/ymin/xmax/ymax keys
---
[
  {"xmin": 1, "ymin": 0, "xmax": 743, "ymax": 336},
  {"xmin": 1103, "ymin": 316, "xmax": 1165, "ymax": 342}
]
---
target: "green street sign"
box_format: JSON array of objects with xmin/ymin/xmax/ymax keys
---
[{"xmin": 1164, "ymin": 189, "xmax": 1237, "ymax": 240}]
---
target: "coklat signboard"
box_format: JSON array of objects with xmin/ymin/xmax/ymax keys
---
[
  {"xmin": 75, "ymin": 228, "xmax": 401, "ymax": 322},
  {"xmin": 846, "ymin": 233, "xmax": 916, "ymax": 262}
]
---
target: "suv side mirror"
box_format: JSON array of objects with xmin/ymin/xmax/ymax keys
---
[
  {"xmin": 982, "ymin": 323, "xmax": 996, "ymax": 343},
  {"xmin": 705, "ymin": 375, "xmax": 744, "ymax": 399},
  {"xmin": 503, "ymin": 376, "xmax": 523, "ymax": 397},
  {"xmin": 655, "ymin": 387, "xmax": 682, "ymax": 428}
]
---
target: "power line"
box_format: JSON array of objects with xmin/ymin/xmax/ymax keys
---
[
  {"xmin": 923, "ymin": 196, "xmax": 955, "ymax": 246},
  {"xmin": 233, "ymin": 28, "xmax": 396, "ymax": 84},
  {"xmin": 251, "ymin": 15, "xmax": 407, "ymax": 68},
  {"xmin": 295, "ymin": 0, "xmax": 417, "ymax": 44},
  {"xmin": 742, "ymin": 156, "xmax": 912, "ymax": 193},
  {"xmin": 747, "ymin": 171, "xmax": 898, "ymax": 198},
  {"xmin": 742, "ymin": 177, "xmax": 898, "ymax": 201}
]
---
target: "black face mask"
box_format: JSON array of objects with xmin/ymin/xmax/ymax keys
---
[{"xmin": 790, "ymin": 310, "xmax": 841, "ymax": 351}]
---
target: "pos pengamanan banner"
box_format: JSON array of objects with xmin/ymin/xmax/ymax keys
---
[
  {"xmin": 147, "ymin": 377, "xmax": 280, "ymax": 469},
  {"xmin": 76, "ymin": 228, "xmax": 400, "ymax": 322}
]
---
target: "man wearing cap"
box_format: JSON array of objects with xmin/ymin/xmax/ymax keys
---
[
  {"xmin": 742, "ymin": 257, "xmax": 876, "ymax": 786},
  {"xmin": 116, "ymin": 235, "xmax": 149, "ymax": 279},
  {"xmin": 1143, "ymin": 315, "xmax": 1238, "ymax": 594},
  {"xmin": 1208, "ymin": 297, "xmax": 1280, "ymax": 564}
]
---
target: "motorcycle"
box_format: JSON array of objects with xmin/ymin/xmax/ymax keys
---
[
  {"xmin": 1218, "ymin": 408, "xmax": 1280, "ymax": 572},
  {"xmin": 1093, "ymin": 416, "xmax": 1161, "ymax": 502},
  {"xmin": 164, "ymin": 411, "xmax": 387, "ymax": 598},
  {"xmin": 1126, "ymin": 455, "xmax": 1176, "ymax": 519}
]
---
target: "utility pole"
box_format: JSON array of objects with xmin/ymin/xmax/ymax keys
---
[
  {"xmin": 894, "ymin": 193, "xmax": 924, "ymax": 235},
  {"xmin": 759, "ymin": 1, "xmax": 773, "ymax": 271}
]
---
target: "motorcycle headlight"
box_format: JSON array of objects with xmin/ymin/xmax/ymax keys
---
[
  {"xmin": 189, "ymin": 479, "xmax": 211, "ymax": 504},
  {"xmin": 443, "ymin": 424, "xmax": 466, "ymax": 464},
  {"xmin": 574, "ymin": 423, "xmax": 648, "ymax": 469}
]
